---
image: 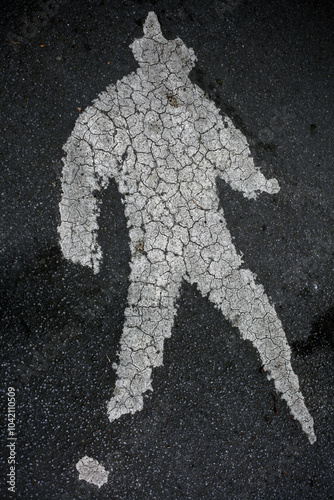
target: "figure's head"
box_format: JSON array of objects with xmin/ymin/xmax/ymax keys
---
[{"xmin": 130, "ymin": 12, "xmax": 197, "ymax": 82}]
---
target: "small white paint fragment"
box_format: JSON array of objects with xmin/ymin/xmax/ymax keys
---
[
  {"xmin": 76, "ymin": 456, "xmax": 109, "ymax": 487},
  {"xmin": 59, "ymin": 12, "xmax": 316, "ymax": 446}
]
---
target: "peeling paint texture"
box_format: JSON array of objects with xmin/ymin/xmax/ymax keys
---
[
  {"xmin": 58, "ymin": 12, "xmax": 316, "ymax": 444},
  {"xmin": 76, "ymin": 456, "xmax": 109, "ymax": 487}
]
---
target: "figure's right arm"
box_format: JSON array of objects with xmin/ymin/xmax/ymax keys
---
[
  {"xmin": 58, "ymin": 97, "xmax": 130, "ymax": 274},
  {"xmin": 207, "ymin": 115, "xmax": 280, "ymax": 200}
]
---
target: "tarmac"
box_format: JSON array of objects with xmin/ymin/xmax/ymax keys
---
[{"xmin": 1, "ymin": 1, "xmax": 333, "ymax": 498}]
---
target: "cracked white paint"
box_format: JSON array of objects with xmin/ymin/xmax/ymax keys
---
[
  {"xmin": 76, "ymin": 456, "xmax": 109, "ymax": 487},
  {"xmin": 59, "ymin": 12, "xmax": 316, "ymax": 446}
]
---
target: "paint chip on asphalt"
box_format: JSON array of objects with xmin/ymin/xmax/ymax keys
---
[{"xmin": 76, "ymin": 456, "xmax": 109, "ymax": 487}]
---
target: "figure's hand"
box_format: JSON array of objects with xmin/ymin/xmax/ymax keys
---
[
  {"xmin": 238, "ymin": 172, "xmax": 280, "ymax": 200},
  {"xmin": 264, "ymin": 177, "xmax": 280, "ymax": 195},
  {"xmin": 214, "ymin": 140, "xmax": 281, "ymax": 200}
]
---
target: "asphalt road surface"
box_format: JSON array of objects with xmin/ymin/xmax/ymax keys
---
[{"xmin": 1, "ymin": 1, "xmax": 334, "ymax": 499}]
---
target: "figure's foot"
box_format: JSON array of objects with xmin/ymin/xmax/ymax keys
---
[
  {"xmin": 268, "ymin": 365, "xmax": 317, "ymax": 444},
  {"xmin": 107, "ymin": 387, "xmax": 144, "ymax": 421},
  {"xmin": 107, "ymin": 371, "xmax": 153, "ymax": 422}
]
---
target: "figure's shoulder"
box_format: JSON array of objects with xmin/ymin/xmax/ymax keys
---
[
  {"xmin": 93, "ymin": 83, "xmax": 118, "ymax": 113},
  {"xmin": 117, "ymin": 71, "xmax": 144, "ymax": 92}
]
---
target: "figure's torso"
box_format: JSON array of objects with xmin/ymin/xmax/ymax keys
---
[{"xmin": 87, "ymin": 70, "xmax": 249, "ymax": 233}]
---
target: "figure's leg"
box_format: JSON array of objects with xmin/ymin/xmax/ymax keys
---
[
  {"xmin": 185, "ymin": 211, "xmax": 316, "ymax": 443},
  {"xmin": 107, "ymin": 252, "xmax": 183, "ymax": 422},
  {"xmin": 209, "ymin": 267, "xmax": 315, "ymax": 443}
]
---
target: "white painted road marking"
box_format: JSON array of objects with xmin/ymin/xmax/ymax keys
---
[
  {"xmin": 76, "ymin": 456, "xmax": 109, "ymax": 487},
  {"xmin": 59, "ymin": 11, "xmax": 316, "ymax": 475}
]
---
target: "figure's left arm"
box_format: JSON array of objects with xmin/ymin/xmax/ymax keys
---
[
  {"xmin": 207, "ymin": 116, "xmax": 280, "ymax": 199},
  {"xmin": 58, "ymin": 102, "xmax": 130, "ymax": 274}
]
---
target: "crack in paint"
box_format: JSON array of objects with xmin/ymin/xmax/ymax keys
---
[{"xmin": 59, "ymin": 12, "xmax": 316, "ymax": 469}]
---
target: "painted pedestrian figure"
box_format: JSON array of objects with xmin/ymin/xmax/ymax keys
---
[{"xmin": 59, "ymin": 12, "xmax": 316, "ymax": 444}]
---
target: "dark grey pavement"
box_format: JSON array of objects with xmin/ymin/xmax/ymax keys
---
[{"xmin": 1, "ymin": 0, "xmax": 334, "ymax": 498}]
